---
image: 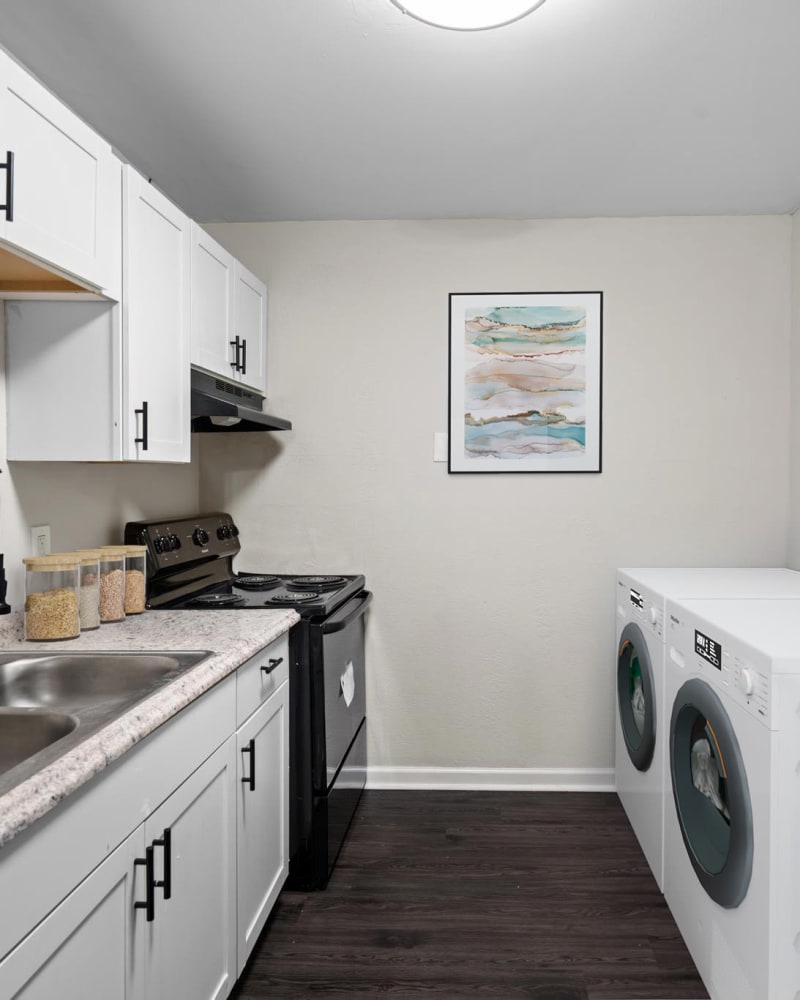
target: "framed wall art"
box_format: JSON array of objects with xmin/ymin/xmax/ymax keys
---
[{"xmin": 448, "ymin": 291, "xmax": 603, "ymax": 473}]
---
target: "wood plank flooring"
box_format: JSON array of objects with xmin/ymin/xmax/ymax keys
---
[{"xmin": 230, "ymin": 790, "xmax": 708, "ymax": 1000}]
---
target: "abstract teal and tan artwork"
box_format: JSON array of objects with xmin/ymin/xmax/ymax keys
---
[{"xmin": 448, "ymin": 292, "xmax": 602, "ymax": 473}]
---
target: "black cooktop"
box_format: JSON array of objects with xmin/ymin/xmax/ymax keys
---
[{"xmin": 169, "ymin": 573, "xmax": 365, "ymax": 617}]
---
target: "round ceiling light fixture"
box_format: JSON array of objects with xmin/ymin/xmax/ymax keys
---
[{"xmin": 390, "ymin": 0, "xmax": 547, "ymax": 31}]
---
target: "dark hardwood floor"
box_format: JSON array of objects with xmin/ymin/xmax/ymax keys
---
[{"xmin": 230, "ymin": 790, "xmax": 708, "ymax": 1000}]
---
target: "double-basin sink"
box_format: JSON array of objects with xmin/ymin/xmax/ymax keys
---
[{"xmin": 0, "ymin": 650, "xmax": 212, "ymax": 798}]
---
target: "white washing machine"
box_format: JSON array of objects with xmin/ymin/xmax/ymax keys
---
[
  {"xmin": 663, "ymin": 597, "xmax": 800, "ymax": 1000},
  {"xmin": 615, "ymin": 568, "xmax": 800, "ymax": 892}
]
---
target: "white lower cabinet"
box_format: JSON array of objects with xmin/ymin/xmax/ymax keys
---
[
  {"xmin": 139, "ymin": 738, "xmax": 237, "ymax": 1000},
  {"xmin": 0, "ymin": 827, "xmax": 144, "ymax": 1000},
  {"xmin": 0, "ymin": 633, "xmax": 291, "ymax": 1000},
  {"xmin": 236, "ymin": 678, "xmax": 289, "ymax": 972}
]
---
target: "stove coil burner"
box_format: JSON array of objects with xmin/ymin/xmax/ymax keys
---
[
  {"xmin": 286, "ymin": 575, "xmax": 346, "ymax": 592},
  {"xmin": 267, "ymin": 592, "xmax": 319, "ymax": 605},
  {"xmin": 235, "ymin": 574, "xmax": 280, "ymax": 590},
  {"xmin": 191, "ymin": 593, "xmax": 244, "ymax": 607}
]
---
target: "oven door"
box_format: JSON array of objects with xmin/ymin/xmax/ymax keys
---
[{"xmin": 310, "ymin": 590, "xmax": 372, "ymax": 793}]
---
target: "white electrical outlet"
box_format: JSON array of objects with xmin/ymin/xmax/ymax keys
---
[{"xmin": 31, "ymin": 525, "xmax": 51, "ymax": 556}]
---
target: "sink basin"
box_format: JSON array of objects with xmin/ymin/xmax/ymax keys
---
[
  {"xmin": 0, "ymin": 652, "xmax": 209, "ymax": 708},
  {"xmin": 0, "ymin": 709, "xmax": 78, "ymax": 775},
  {"xmin": 0, "ymin": 650, "xmax": 212, "ymax": 790}
]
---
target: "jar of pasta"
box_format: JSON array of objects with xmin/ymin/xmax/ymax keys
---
[
  {"xmin": 123, "ymin": 545, "xmax": 147, "ymax": 614},
  {"xmin": 23, "ymin": 556, "xmax": 80, "ymax": 641},
  {"xmin": 97, "ymin": 547, "xmax": 126, "ymax": 623}
]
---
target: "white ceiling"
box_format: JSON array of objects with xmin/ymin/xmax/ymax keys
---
[{"xmin": 1, "ymin": 0, "xmax": 799, "ymax": 223}]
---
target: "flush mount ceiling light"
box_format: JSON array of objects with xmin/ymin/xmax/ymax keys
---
[{"xmin": 390, "ymin": 0, "xmax": 547, "ymax": 31}]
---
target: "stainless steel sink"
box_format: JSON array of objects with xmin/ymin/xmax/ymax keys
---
[
  {"xmin": 0, "ymin": 650, "xmax": 212, "ymax": 793},
  {"xmin": 0, "ymin": 708, "xmax": 78, "ymax": 775},
  {"xmin": 0, "ymin": 652, "xmax": 210, "ymax": 709}
]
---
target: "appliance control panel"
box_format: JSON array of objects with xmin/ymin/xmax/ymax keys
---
[
  {"xmin": 667, "ymin": 607, "xmax": 770, "ymax": 725},
  {"xmin": 124, "ymin": 512, "xmax": 241, "ymax": 571},
  {"xmin": 621, "ymin": 582, "xmax": 663, "ymax": 640}
]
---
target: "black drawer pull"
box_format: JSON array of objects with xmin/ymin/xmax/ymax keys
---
[
  {"xmin": 152, "ymin": 827, "xmax": 172, "ymax": 900},
  {"xmin": 241, "ymin": 737, "xmax": 256, "ymax": 791},
  {"xmin": 230, "ymin": 336, "xmax": 242, "ymax": 372},
  {"xmin": 0, "ymin": 151, "xmax": 14, "ymax": 222},
  {"xmin": 134, "ymin": 845, "xmax": 156, "ymax": 922},
  {"xmin": 240, "ymin": 337, "xmax": 247, "ymax": 374},
  {"xmin": 261, "ymin": 656, "xmax": 283, "ymax": 676}
]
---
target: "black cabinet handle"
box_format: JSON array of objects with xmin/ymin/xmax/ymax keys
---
[
  {"xmin": 152, "ymin": 827, "xmax": 172, "ymax": 900},
  {"xmin": 261, "ymin": 656, "xmax": 283, "ymax": 676},
  {"xmin": 240, "ymin": 338, "xmax": 247, "ymax": 374},
  {"xmin": 230, "ymin": 336, "xmax": 242, "ymax": 372},
  {"xmin": 134, "ymin": 400, "xmax": 149, "ymax": 451},
  {"xmin": 134, "ymin": 845, "xmax": 156, "ymax": 922},
  {"xmin": 0, "ymin": 151, "xmax": 14, "ymax": 222},
  {"xmin": 241, "ymin": 737, "xmax": 256, "ymax": 791}
]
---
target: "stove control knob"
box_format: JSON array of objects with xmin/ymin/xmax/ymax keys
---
[
  {"xmin": 230, "ymin": 523, "xmax": 239, "ymax": 537},
  {"xmin": 193, "ymin": 528, "xmax": 209, "ymax": 547},
  {"xmin": 736, "ymin": 668, "xmax": 755, "ymax": 697},
  {"xmin": 154, "ymin": 537, "xmax": 165, "ymax": 554},
  {"xmin": 217, "ymin": 525, "xmax": 231, "ymax": 540},
  {"xmin": 170, "ymin": 534, "xmax": 182, "ymax": 550}
]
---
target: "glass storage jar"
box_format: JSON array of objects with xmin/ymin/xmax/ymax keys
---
[
  {"xmin": 23, "ymin": 556, "xmax": 80, "ymax": 641},
  {"xmin": 123, "ymin": 545, "xmax": 147, "ymax": 615},
  {"xmin": 97, "ymin": 547, "xmax": 126, "ymax": 623},
  {"xmin": 72, "ymin": 549, "xmax": 103, "ymax": 631}
]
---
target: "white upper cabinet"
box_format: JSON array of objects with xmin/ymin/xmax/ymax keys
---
[
  {"xmin": 233, "ymin": 262, "xmax": 267, "ymax": 396},
  {"xmin": 190, "ymin": 223, "xmax": 236, "ymax": 378},
  {"xmin": 0, "ymin": 48, "xmax": 120, "ymax": 296},
  {"xmin": 190, "ymin": 225, "xmax": 268, "ymax": 396},
  {"xmin": 123, "ymin": 167, "xmax": 191, "ymax": 462}
]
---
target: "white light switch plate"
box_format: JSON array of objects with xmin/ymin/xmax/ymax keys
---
[{"xmin": 433, "ymin": 432, "xmax": 448, "ymax": 463}]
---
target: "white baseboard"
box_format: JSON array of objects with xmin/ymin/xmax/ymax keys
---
[{"xmin": 366, "ymin": 766, "xmax": 615, "ymax": 793}]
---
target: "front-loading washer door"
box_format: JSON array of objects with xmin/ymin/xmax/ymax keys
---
[
  {"xmin": 669, "ymin": 677, "xmax": 753, "ymax": 908},
  {"xmin": 617, "ymin": 622, "xmax": 656, "ymax": 771}
]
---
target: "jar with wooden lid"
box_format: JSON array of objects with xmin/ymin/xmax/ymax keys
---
[
  {"xmin": 72, "ymin": 549, "xmax": 103, "ymax": 631},
  {"xmin": 97, "ymin": 547, "xmax": 126, "ymax": 623},
  {"xmin": 23, "ymin": 556, "xmax": 80, "ymax": 641},
  {"xmin": 123, "ymin": 545, "xmax": 147, "ymax": 615}
]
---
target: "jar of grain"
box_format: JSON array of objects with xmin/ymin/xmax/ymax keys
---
[
  {"xmin": 97, "ymin": 547, "xmax": 126, "ymax": 623},
  {"xmin": 123, "ymin": 545, "xmax": 147, "ymax": 614},
  {"xmin": 72, "ymin": 549, "xmax": 103, "ymax": 630},
  {"xmin": 23, "ymin": 556, "xmax": 80, "ymax": 641}
]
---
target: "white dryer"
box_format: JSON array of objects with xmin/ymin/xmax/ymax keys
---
[
  {"xmin": 615, "ymin": 568, "xmax": 800, "ymax": 892},
  {"xmin": 663, "ymin": 597, "xmax": 800, "ymax": 1000}
]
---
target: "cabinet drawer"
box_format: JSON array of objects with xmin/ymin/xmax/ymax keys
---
[{"xmin": 236, "ymin": 635, "xmax": 289, "ymax": 727}]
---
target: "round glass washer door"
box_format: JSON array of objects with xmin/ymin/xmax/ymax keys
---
[
  {"xmin": 669, "ymin": 677, "xmax": 753, "ymax": 908},
  {"xmin": 617, "ymin": 622, "xmax": 656, "ymax": 771}
]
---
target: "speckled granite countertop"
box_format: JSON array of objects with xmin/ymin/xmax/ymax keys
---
[{"xmin": 0, "ymin": 608, "xmax": 299, "ymax": 848}]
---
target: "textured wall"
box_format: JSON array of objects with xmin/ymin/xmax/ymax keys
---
[{"xmin": 790, "ymin": 212, "xmax": 800, "ymax": 569}]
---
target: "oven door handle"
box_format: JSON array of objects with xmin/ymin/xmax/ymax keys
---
[{"xmin": 321, "ymin": 590, "xmax": 373, "ymax": 634}]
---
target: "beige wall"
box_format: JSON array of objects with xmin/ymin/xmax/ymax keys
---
[
  {"xmin": 790, "ymin": 211, "xmax": 800, "ymax": 568},
  {"xmin": 0, "ymin": 308, "xmax": 200, "ymax": 609},
  {"xmin": 200, "ymin": 216, "xmax": 792, "ymax": 783}
]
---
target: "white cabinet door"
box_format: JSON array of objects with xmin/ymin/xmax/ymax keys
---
[
  {"xmin": 233, "ymin": 262, "xmax": 267, "ymax": 395},
  {"xmin": 190, "ymin": 224, "xmax": 236, "ymax": 379},
  {"xmin": 0, "ymin": 48, "xmax": 119, "ymax": 294},
  {"xmin": 123, "ymin": 167, "xmax": 191, "ymax": 462},
  {"xmin": 138, "ymin": 738, "xmax": 237, "ymax": 1000},
  {"xmin": 236, "ymin": 679, "xmax": 289, "ymax": 973},
  {"xmin": 0, "ymin": 828, "xmax": 145, "ymax": 1000}
]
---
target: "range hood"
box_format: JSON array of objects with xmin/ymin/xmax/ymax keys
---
[{"xmin": 190, "ymin": 368, "xmax": 292, "ymax": 433}]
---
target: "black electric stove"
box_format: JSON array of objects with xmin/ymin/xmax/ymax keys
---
[{"xmin": 124, "ymin": 512, "xmax": 371, "ymax": 889}]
